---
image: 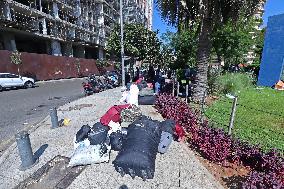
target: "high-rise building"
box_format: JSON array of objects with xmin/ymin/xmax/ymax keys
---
[
  {"xmin": 0, "ymin": 0, "xmax": 153, "ymax": 59},
  {"xmin": 123, "ymin": 0, "xmax": 153, "ymax": 30},
  {"xmin": 245, "ymin": 0, "xmax": 266, "ymax": 64}
]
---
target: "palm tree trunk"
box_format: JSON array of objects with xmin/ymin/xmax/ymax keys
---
[{"xmin": 192, "ymin": 17, "xmax": 213, "ymax": 102}]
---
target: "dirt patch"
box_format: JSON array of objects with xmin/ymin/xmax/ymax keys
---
[{"xmin": 205, "ymin": 95, "xmax": 219, "ymax": 106}]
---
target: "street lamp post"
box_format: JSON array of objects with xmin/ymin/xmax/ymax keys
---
[{"xmin": 120, "ymin": 0, "xmax": 125, "ymax": 86}]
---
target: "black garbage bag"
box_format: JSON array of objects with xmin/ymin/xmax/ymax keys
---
[
  {"xmin": 138, "ymin": 95, "xmax": 156, "ymax": 105},
  {"xmin": 160, "ymin": 119, "xmax": 175, "ymax": 134},
  {"xmin": 109, "ymin": 131, "xmax": 124, "ymax": 151},
  {"xmin": 121, "ymin": 127, "xmax": 128, "ymax": 137},
  {"xmin": 75, "ymin": 125, "xmax": 91, "ymax": 143},
  {"xmin": 88, "ymin": 122, "xmax": 109, "ymax": 145},
  {"xmin": 113, "ymin": 116, "xmax": 162, "ymax": 180}
]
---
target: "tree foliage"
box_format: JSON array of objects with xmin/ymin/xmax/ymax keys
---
[
  {"xmin": 107, "ymin": 23, "xmax": 161, "ymax": 65},
  {"xmin": 10, "ymin": 50, "xmax": 22, "ymax": 65},
  {"xmin": 157, "ymin": 0, "xmax": 261, "ymax": 27},
  {"xmin": 157, "ymin": 0, "xmax": 262, "ymax": 101},
  {"xmin": 10, "ymin": 50, "xmax": 22, "ymax": 75},
  {"xmin": 159, "ymin": 44, "xmax": 174, "ymax": 69},
  {"xmin": 161, "ymin": 27, "xmax": 198, "ymax": 69},
  {"xmin": 252, "ymin": 27, "xmax": 265, "ymax": 66},
  {"xmin": 212, "ymin": 17, "xmax": 257, "ymax": 67}
]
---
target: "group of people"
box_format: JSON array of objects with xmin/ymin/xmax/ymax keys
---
[{"xmin": 123, "ymin": 65, "xmax": 166, "ymax": 95}]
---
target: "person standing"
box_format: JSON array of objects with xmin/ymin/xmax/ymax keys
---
[
  {"xmin": 125, "ymin": 72, "xmax": 131, "ymax": 90},
  {"xmin": 185, "ymin": 65, "xmax": 191, "ymax": 85},
  {"xmin": 147, "ymin": 65, "xmax": 155, "ymax": 88},
  {"xmin": 135, "ymin": 67, "xmax": 140, "ymax": 78}
]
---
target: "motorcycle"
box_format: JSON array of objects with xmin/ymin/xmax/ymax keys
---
[
  {"xmin": 82, "ymin": 75, "xmax": 101, "ymax": 96},
  {"xmin": 82, "ymin": 72, "xmax": 120, "ymax": 96},
  {"xmin": 106, "ymin": 73, "xmax": 119, "ymax": 87}
]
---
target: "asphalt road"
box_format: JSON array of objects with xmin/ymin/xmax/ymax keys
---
[{"xmin": 0, "ymin": 78, "xmax": 85, "ymax": 153}]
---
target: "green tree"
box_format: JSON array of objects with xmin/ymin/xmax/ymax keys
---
[
  {"xmin": 159, "ymin": 44, "xmax": 175, "ymax": 69},
  {"xmin": 252, "ymin": 28, "xmax": 265, "ymax": 69},
  {"xmin": 160, "ymin": 26, "xmax": 198, "ymax": 70},
  {"xmin": 173, "ymin": 27, "xmax": 198, "ymax": 69},
  {"xmin": 160, "ymin": 31, "xmax": 176, "ymax": 68},
  {"xmin": 157, "ymin": 0, "xmax": 262, "ymax": 102},
  {"xmin": 107, "ymin": 23, "xmax": 161, "ymax": 65},
  {"xmin": 10, "ymin": 50, "xmax": 22, "ymax": 75},
  {"xmin": 212, "ymin": 16, "xmax": 256, "ymax": 67}
]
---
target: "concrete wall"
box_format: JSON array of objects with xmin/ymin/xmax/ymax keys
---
[
  {"xmin": 0, "ymin": 50, "xmax": 114, "ymax": 81},
  {"xmin": 258, "ymin": 14, "xmax": 284, "ymax": 86}
]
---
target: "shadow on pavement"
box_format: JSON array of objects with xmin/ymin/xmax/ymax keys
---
[{"xmin": 34, "ymin": 144, "xmax": 48, "ymax": 160}]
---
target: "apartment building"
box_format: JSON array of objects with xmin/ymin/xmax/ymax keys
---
[{"xmin": 0, "ymin": 0, "xmax": 153, "ymax": 60}]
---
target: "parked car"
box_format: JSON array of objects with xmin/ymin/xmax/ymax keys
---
[{"xmin": 0, "ymin": 73, "xmax": 35, "ymax": 91}]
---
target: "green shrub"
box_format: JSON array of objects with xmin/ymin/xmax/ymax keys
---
[{"xmin": 215, "ymin": 73, "xmax": 254, "ymax": 95}]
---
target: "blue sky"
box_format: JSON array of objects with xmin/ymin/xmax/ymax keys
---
[
  {"xmin": 262, "ymin": 0, "xmax": 284, "ymax": 26},
  {"xmin": 153, "ymin": 0, "xmax": 284, "ymax": 36}
]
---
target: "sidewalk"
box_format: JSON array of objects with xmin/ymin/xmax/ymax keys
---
[{"xmin": 0, "ymin": 88, "xmax": 223, "ymax": 189}]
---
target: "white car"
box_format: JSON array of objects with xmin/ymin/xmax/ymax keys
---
[{"xmin": 0, "ymin": 73, "xmax": 35, "ymax": 91}]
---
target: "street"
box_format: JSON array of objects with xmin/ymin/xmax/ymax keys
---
[{"xmin": 0, "ymin": 78, "xmax": 85, "ymax": 153}]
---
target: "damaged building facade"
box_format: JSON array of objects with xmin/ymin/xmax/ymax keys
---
[{"xmin": 0, "ymin": 0, "xmax": 153, "ymax": 60}]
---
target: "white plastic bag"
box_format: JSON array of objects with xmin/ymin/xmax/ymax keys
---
[
  {"xmin": 128, "ymin": 84, "xmax": 139, "ymax": 106},
  {"xmin": 120, "ymin": 91, "xmax": 129, "ymax": 103},
  {"xmin": 108, "ymin": 120, "xmax": 121, "ymax": 135},
  {"xmin": 73, "ymin": 136, "xmax": 90, "ymax": 150},
  {"xmin": 68, "ymin": 144, "xmax": 111, "ymax": 167}
]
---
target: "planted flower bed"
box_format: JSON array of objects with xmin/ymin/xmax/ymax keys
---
[{"xmin": 155, "ymin": 94, "xmax": 283, "ymax": 188}]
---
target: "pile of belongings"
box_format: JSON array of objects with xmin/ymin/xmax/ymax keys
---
[
  {"xmin": 69, "ymin": 84, "xmax": 186, "ymax": 180},
  {"xmin": 69, "ymin": 110, "xmax": 183, "ymax": 180}
]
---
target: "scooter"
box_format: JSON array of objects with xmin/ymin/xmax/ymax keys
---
[
  {"xmin": 82, "ymin": 82, "xmax": 94, "ymax": 96},
  {"xmin": 107, "ymin": 74, "xmax": 119, "ymax": 87}
]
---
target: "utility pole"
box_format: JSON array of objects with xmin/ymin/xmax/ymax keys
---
[{"xmin": 120, "ymin": 0, "xmax": 125, "ymax": 86}]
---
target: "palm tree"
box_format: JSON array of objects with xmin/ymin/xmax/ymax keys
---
[{"xmin": 157, "ymin": 0, "xmax": 264, "ymax": 102}]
